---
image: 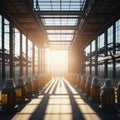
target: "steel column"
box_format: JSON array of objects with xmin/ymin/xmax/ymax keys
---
[
  {"xmin": 9, "ymin": 24, "xmax": 14, "ymax": 78},
  {"xmin": 32, "ymin": 43, "xmax": 35, "ymax": 76},
  {"xmin": 113, "ymin": 23, "xmax": 116, "ymax": 79},
  {"xmin": 90, "ymin": 43, "xmax": 92, "ymax": 75},
  {"xmin": 104, "ymin": 30, "xmax": 108, "ymax": 78},
  {"xmin": 2, "ymin": 16, "xmax": 5, "ymax": 81},
  {"xmin": 38, "ymin": 48, "xmax": 40, "ymax": 74},
  {"xmin": 95, "ymin": 38, "xmax": 98, "ymax": 76},
  {"xmin": 26, "ymin": 37, "xmax": 28, "ymax": 78},
  {"xmin": 20, "ymin": 32, "xmax": 23, "ymax": 77}
]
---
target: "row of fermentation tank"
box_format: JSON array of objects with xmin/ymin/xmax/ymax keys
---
[
  {"xmin": 64, "ymin": 73, "xmax": 120, "ymax": 109},
  {"xmin": 0, "ymin": 74, "xmax": 51, "ymax": 110}
]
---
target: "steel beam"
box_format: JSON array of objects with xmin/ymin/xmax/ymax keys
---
[
  {"xmin": 9, "ymin": 24, "xmax": 14, "ymax": 78},
  {"xmin": 45, "ymin": 26, "xmax": 77, "ymax": 30},
  {"xmin": 35, "ymin": 11, "xmax": 83, "ymax": 16}
]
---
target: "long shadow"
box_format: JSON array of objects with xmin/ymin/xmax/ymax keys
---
[
  {"xmin": 29, "ymin": 94, "xmax": 49, "ymax": 120},
  {"xmin": 63, "ymin": 79, "xmax": 85, "ymax": 120},
  {"xmin": 0, "ymin": 79, "xmax": 55, "ymax": 120},
  {"xmin": 1, "ymin": 77, "xmax": 119, "ymax": 120},
  {"xmin": 0, "ymin": 102, "xmax": 28, "ymax": 120},
  {"xmin": 51, "ymin": 77, "xmax": 60, "ymax": 94},
  {"xmin": 65, "ymin": 78, "xmax": 120, "ymax": 120},
  {"xmin": 29, "ymin": 79, "xmax": 57, "ymax": 120}
]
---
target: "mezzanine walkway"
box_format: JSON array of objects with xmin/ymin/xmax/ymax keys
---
[{"xmin": 0, "ymin": 77, "xmax": 120, "ymax": 120}]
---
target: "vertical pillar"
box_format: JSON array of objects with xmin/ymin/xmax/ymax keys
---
[
  {"xmin": 41, "ymin": 48, "xmax": 43, "ymax": 74},
  {"xmin": 9, "ymin": 24, "xmax": 14, "ymax": 78},
  {"xmin": 2, "ymin": 16, "xmax": 5, "ymax": 81},
  {"xmin": 32, "ymin": 43, "xmax": 35, "ymax": 77},
  {"xmin": 104, "ymin": 30, "xmax": 108, "ymax": 78},
  {"xmin": 42, "ymin": 47, "xmax": 46, "ymax": 74},
  {"xmin": 113, "ymin": 23, "xmax": 116, "ymax": 79},
  {"xmin": 90, "ymin": 44, "xmax": 92, "ymax": 75},
  {"xmin": 68, "ymin": 48, "xmax": 72, "ymax": 73},
  {"xmin": 26, "ymin": 37, "xmax": 28, "ymax": 78},
  {"xmin": 20, "ymin": 33, "xmax": 23, "ymax": 77},
  {"xmin": 95, "ymin": 39, "xmax": 98, "ymax": 76},
  {"xmin": 40, "ymin": 48, "xmax": 42, "ymax": 74},
  {"xmin": 38, "ymin": 48, "xmax": 40, "ymax": 74}
]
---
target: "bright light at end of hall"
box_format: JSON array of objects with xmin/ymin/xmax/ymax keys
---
[{"xmin": 46, "ymin": 50, "xmax": 68, "ymax": 74}]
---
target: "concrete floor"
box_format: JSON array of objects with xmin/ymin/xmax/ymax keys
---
[{"xmin": 0, "ymin": 77, "xmax": 120, "ymax": 120}]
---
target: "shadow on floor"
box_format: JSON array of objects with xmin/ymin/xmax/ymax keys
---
[{"xmin": 0, "ymin": 77, "xmax": 120, "ymax": 120}]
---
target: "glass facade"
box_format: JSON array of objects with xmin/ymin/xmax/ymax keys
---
[
  {"xmin": 116, "ymin": 19, "xmax": 120, "ymax": 82},
  {"xmin": 116, "ymin": 19, "xmax": 120, "ymax": 54},
  {"xmin": 4, "ymin": 19, "xmax": 10, "ymax": 79},
  {"xmin": 0, "ymin": 15, "xmax": 2, "ymax": 81},
  {"xmin": 0, "ymin": 14, "xmax": 39, "ymax": 82},
  {"xmin": 84, "ymin": 19, "xmax": 120, "ymax": 84}
]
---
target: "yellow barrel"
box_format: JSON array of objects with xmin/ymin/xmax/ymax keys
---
[
  {"xmin": 1, "ymin": 80, "xmax": 16, "ymax": 109},
  {"xmin": 16, "ymin": 78, "xmax": 26, "ymax": 102},
  {"xmin": 25, "ymin": 77, "xmax": 33, "ymax": 98},
  {"xmin": 90, "ymin": 77, "xmax": 100, "ymax": 100},
  {"xmin": 100, "ymin": 79, "xmax": 115, "ymax": 108},
  {"xmin": 32, "ymin": 76, "xmax": 39, "ymax": 94},
  {"xmin": 85, "ymin": 75, "xmax": 92, "ymax": 96},
  {"xmin": 116, "ymin": 82, "xmax": 120, "ymax": 104},
  {"xmin": 80, "ymin": 74, "xmax": 86, "ymax": 92}
]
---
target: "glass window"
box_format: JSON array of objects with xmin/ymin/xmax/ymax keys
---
[
  {"xmin": 44, "ymin": 18, "xmax": 77, "ymax": 26},
  {"xmin": 98, "ymin": 33, "xmax": 105, "ymax": 61},
  {"xmin": 91, "ymin": 40, "xmax": 95, "ymax": 75},
  {"xmin": 4, "ymin": 19, "xmax": 10, "ymax": 53},
  {"xmin": 34, "ymin": 0, "xmax": 86, "ymax": 11},
  {"xmin": 98, "ymin": 33, "xmax": 105, "ymax": 49},
  {"xmin": 0, "ymin": 16, "xmax": 1, "ymax": 38},
  {"xmin": 85, "ymin": 45, "xmax": 90, "ymax": 56},
  {"xmin": 115, "ymin": 19, "xmax": 120, "ymax": 83},
  {"xmin": 22, "ymin": 34, "xmax": 26, "ymax": 76},
  {"xmin": 0, "ymin": 15, "xmax": 1, "ymax": 49},
  {"xmin": 107, "ymin": 26, "xmax": 113, "ymax": 56},
  {"xmin": 91, "ymin": 40, "xmax": 95, "ymax": 52},
  {"xmin": 98, "ymin": 62, "xmax": 104, "ymax": 78},
  {"xmin": 35, "ymin": 45, "xmax": 38, "ymax": 75},
  {"xmin": 98, "ymin": 33, "xmax": 105, "ymax": 78},
  {"xmin": 4, "ymin": 18, "xmax": 10, "ymax": 78},
  {"xmin": 85, "ymin": 45, "xmax": 90, "ymax": 74},
  {"xmin": 48, "ymin": 34, "xmax": 73, "ymax": 41},
  {"xmin": 28, "ymin": 39, "xmax": 32, "ymax": 76},
  {"xmin": 116, "ymin": 19, "xmax": 120, "ymax": 54},
  {"xmin": 14, "ymin": 28, "xmax": 20, "ymax": 79}
]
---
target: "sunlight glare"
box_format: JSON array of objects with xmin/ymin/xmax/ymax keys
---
[{"xmin": 45, "ymin": 49, "xmax": 68, "ymax": 75}]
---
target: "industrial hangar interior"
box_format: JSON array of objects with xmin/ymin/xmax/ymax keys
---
[{"xmin": 0, "ymin": 0, "xmax": 120, "ymax": 120}]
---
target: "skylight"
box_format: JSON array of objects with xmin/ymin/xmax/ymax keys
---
[
  {"xmin": 34, "ymin": 0, "xmax": 86, "ymax": 49},
  {"xmin": 46, "ymin": 30, "xmax": 74, "ymax": 34},
  {"xmin": 43, "ymin": 18, "xmax": 77, "ymax": 26},
  {"xmin": 48, "ymin": 34, "xmax": 73, "ymax": 41}
]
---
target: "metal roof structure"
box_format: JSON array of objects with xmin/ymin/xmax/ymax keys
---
[{"xmin": 0, "ymin": 0, "xmax": 120, "ymax": 49}]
